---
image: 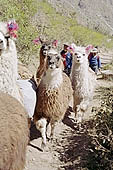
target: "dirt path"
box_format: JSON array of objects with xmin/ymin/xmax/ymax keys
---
[
  {"xmin": 23, "ymin": 51, "xmax": 113, "ymax": 170},
  {"xmin": 23, "ymin": 78, "xmax": 113, "ymax": 170}
]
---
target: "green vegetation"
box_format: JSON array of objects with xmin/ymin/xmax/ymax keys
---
[
  {"xmin": 0, "ymin": 0, "xmax": 113, "ymax": 65},
  {"xmin": 103, "ymin": 63, "xmax": 113, "ymax": 70},
  {"xmin": 36, "ymin": 1, "xmax": 113, "ymax": 47},
  {"xmin": 0, "ymin": 0, "xmax": 39, "ymax": 64},
  {"xmin": 86, "ymin": 87, "xmax": 113, "ymax": 170}
]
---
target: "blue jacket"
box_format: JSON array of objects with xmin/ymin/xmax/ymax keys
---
[
  {"xmin": 88, "ymin": 53, "xmax": 101, "ymax": 68},
  {"xmin": 65, "ymin": 52, "xmax": 73, "ymax": 69}
]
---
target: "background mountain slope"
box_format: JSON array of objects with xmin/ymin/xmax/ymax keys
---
[{"xmin": 48, "ymin": 0, "xmax": 113, "ymax": 35}]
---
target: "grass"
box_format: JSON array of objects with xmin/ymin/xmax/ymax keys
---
[{"xmin": 86, "ymin": 87, "xmax": 113, "ymax": 170}]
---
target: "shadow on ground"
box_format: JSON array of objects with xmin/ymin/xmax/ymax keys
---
[
  {"xmin": 55, "ymin": 112, "xmax": 95, "ymax": 170},
  {"xmin": 30, "ymin": 121, "xmax": 41, "ymax": 141}
]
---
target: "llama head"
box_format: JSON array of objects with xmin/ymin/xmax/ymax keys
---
[
  {"xmin": 0, "ymin": 20, "xmax": 18, "ymax": 52},
  {"xmin": 73, "ymin": 51, "xmax": 86, "ymax": 64},
  {"xmin": 46, "ymin": 49, "xmax": 61, "ymax": 70},
  {"xmin": 33, "ymin": 37, "xmax": 58, "ymax": 58},
  {"xmin": 0, "ymin": 31, "xmax": 7, "ymax": 50},
  {"xmin": 40, "ymin": 39, "xmax": 58, "ymax": 57},
  {"xmin": 41, "ymin": 42, "xmax": 52, "ymax": 57}
]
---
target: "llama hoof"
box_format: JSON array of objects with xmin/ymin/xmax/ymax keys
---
[
  {"xmin": 68, "ymin": 106, "xmax": 73, "ymax": 112},
  {"xmin": 41, "ymin": 142, "xmax": 46, "ymax": 149},
  {"xmin": 50, "ymin": 136, "xmax": 54, "ymax": 143},
  {"xmin": 41, "ymin": 143, "xmax": 49, "ymax": 152}
]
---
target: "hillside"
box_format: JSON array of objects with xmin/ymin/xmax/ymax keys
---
[
  {"xmin": 47, "ymin": 0, "xmax": 113, "ymax": 35},
  {"xmin": 0, "ymin": 0, "xmax": 113, "ymax": 71}
]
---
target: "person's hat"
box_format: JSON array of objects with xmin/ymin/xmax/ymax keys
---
[
  {"xmin": 90, "ymin": 47, "xmax": 98, "ymax": 53},
  {"xmin": 63, "ymin": 42, "xmax": 69, "ymax": 47}
]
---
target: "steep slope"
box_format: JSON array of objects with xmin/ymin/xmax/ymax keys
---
[{"xmin": 47, "ymin": 0, "xmax": 113, "ymax": 35}]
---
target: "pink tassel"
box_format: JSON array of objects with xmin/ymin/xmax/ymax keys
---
[
  {"xmin": 7, "ymin": 21, "xmax": 19, "ymax": 38},
  {"xmin": 33, "ymin": 38, "xmax": 40, "ymax": 45}
]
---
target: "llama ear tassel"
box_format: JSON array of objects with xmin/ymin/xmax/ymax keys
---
[
  {"xmin": 33, "ymin": 37, "xmax": 41, "ymax": 45},
  {"xmin": 7, "ymin": 20, "xmax": 19, "ymax": 39}
]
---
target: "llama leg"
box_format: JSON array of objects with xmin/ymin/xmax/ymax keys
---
[
  {"xmin": 73, "ymin": 95, "xmax": 78, "ymax": 117},
  {"xmin": 73, "ymin": 104, "xmax": 78, "ymax": 117},
  {"xmin": 46, "ymin": 121, "xmax": 50, "ymax": 141},
  {"xmin": 76, "ymin": 105, "xmax": 83, "ymax": 123},
  {"xmin": 80, "ymin": 100, "xmax": 89, "ymax": 112},
  {"xmin": 40, "ymin": 126, "xmax": 47, "ymax": 148},
  {"xmin": 50, "ymin": 121, "xmax": 56, "ymax": 141},
  {"xmin": 35, "ymin": 118, "xmax": 47, "ymax": 148}
]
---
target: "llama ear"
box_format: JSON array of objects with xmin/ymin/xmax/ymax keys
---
[
  {"xmin": 85, "ymin": 45, "xmax": 93, "ymax": 54},
  {"xmin": 5, "ymin": 35, "xmax": 10, "ymax": 40},
  {"xmin": 52, "ymin": 40, "xmax": 58, "ymax": 47},
  {"xmin": 39, "ymin": 36, "xmax": 47, "ymax": 44},
  {"xmin": 39, "ymin": 37, "xmax": 44, "ymax": 44}
]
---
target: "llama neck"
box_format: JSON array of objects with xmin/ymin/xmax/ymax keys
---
[
  {"xmin": 71, "ymin": 61, "xmax": 89, "ymax": 87},
  {"xmin": 36, "ymin": 52, "xmax": 47, "ymax": 85},
  {"xmin": 0, "ymin": 43, "xmax": 18, "ymax": 94},
  {"xmin": 42, "ymin": 68, "xmax": 63, "ymax": 89},
  {"xmin": 40, "ymin": 50, "xmax": 46, "ymax": 66}
]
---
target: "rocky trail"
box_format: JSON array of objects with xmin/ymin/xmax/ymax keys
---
[{"xmin": 23, "ymin": 51, "xmax": 113, "ymax": 170}]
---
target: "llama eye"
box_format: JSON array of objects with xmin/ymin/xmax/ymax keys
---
[
  {"xmin": 56, "ymin": 56, "xmax": 60, "ymax": 61},
  {"xmin": 48, "ymin": 45, "xmax": 51, "ymax": 49},
  {"xmin": 83, "ymin": 53, "xmax": 85, "ymax": 56},
  {"xmin": 42, "ymin": 45, "xmax": 45, "ymax": 49},
  {"xmin": 74, "ymin": 53, "xmax": 78, "ymax": 55},
  {"xmin": 47, "ymin": 55, "xmax": 51, "ymax": 60}
]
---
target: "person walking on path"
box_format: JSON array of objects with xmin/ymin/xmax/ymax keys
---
[{"xmin": 88, "ymin": 47, "xmax": 101, "ymax": 74}]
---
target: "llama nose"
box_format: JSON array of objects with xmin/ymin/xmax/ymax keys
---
[
  {"xmin": 43, "ymin": 49, "xmax": 47, "ymax": 53},
  {"xmin": 77, "ymin": 56, "xmax": 81, "ymax": 58},
  {"xmin": 49, "ymin": 61, "xmax": 54, "ymax": 65}
]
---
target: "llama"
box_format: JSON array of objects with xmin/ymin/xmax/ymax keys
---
[
  {"xmin": 0, "ymin": 21, "xmax": 29, "ymax": 169},
  {"xmin": 17, "ymin": 40, "xmax": 53, "ymax": 120},
  {"xmin": 0, "ymin": 21, "xmax": 38, "ymax": 120},
  {"xmin": 0, "ymin": 21, "xmax": 22, "ymax": 103},
  {"xmin": 34, "ymin": 41, "xmax": 51, "ymax": 85},
  {"xmin": 33, "ymin": 48, "xmax": 73, "ymax": 148},
  {"xmin": 70, "ymin": 46, "xmax": 96, "ymax": 122},
  {"xmin": 0, "ymin": 91, "xmax": 29, "ymax": 170},
  {"xmin": 33, "ymin": 38, "xmax": 58, "ymax": 86}
]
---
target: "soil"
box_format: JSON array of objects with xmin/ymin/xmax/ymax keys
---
[{"xmin": 23, "ymin": 53, "xmax": 113, "ymax": 170}]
